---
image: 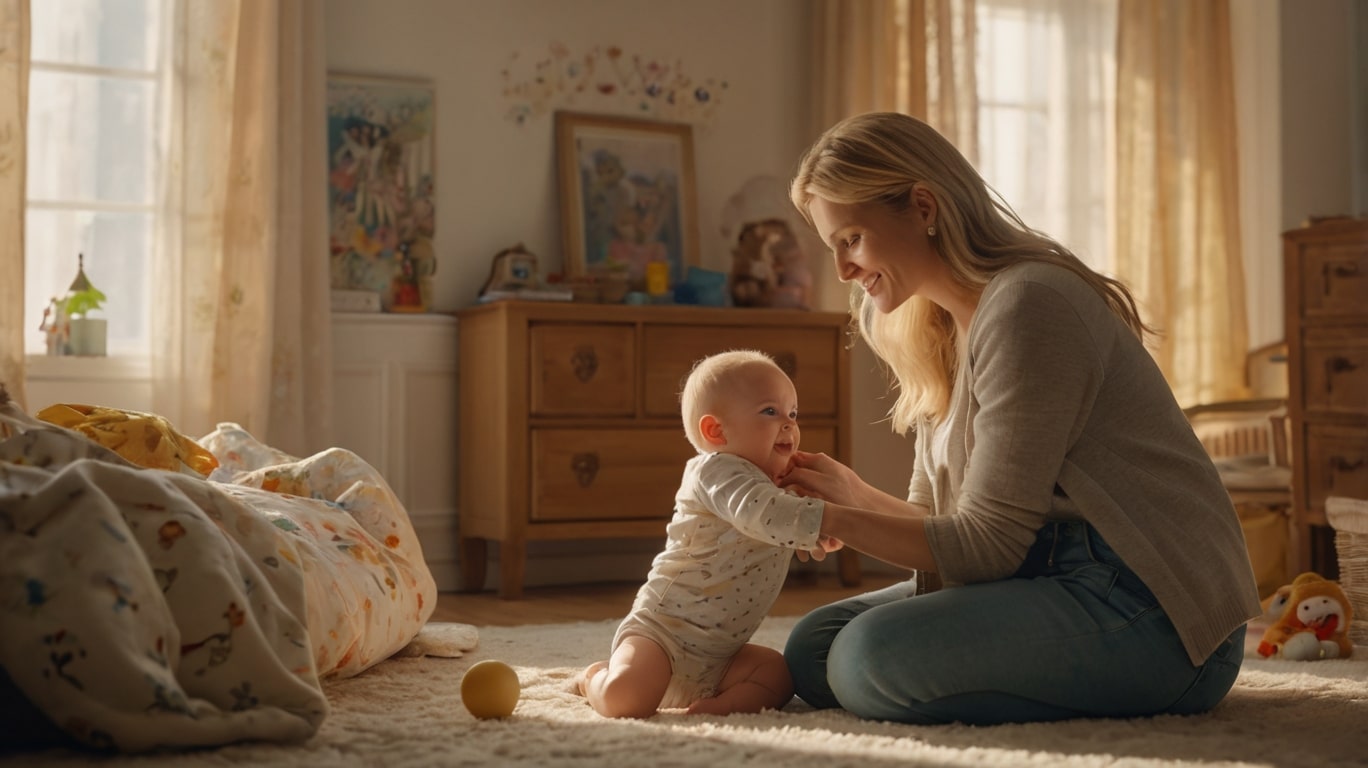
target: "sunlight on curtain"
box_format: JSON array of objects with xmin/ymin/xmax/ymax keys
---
[
  {"xmin": 810, "ymin": 0, "xmax": 977, "ymax": 154},
  {"xmin": 1116, "ymin": 0, "xmax": 1249, "ymax": 407},
  {"xmin": 151, "ymin": 0, "xmax": 331, "ymax": 456},
  {"xmin": 0, "ymin": 0, "xmax": 27, "ymax": 409},
  {"xmin": 975, "ymin": 0, "xmax": 1115, "ymax": 272}
]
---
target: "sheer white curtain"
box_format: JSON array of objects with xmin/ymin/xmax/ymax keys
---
[
  {"xmin": 975, "ymin": 0, "xmax": 1116, "ymax": 270},
  {"xmin": 0, "ymin": 0, "xmax": 27, "ymax": 409},
  {"xmin": 151, "ymin": 0, "xmax": 332, "ymax": 456},
  {"xmin": 1115, "ymin": 0, "xmax": 1248, "ymax": 406},
  {"xmin": 811, "ymin": 0, "xmax": 978, "ymax": 154}
]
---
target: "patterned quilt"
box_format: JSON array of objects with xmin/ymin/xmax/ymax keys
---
[{"xmin": 0, "ymin": 397, "xmax": 436, "ymax": 751}]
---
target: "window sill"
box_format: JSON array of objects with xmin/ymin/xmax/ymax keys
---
[{"xmin": 25, "ymin": 354, "xmax": 151, "ymax": 382}]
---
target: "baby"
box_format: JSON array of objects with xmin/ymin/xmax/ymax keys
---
[{"xmin": 576, "ymin": 350, "xmax": 839, "ymax": 717}]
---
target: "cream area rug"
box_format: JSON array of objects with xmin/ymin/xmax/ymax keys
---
[{"xmin": 6, "ymin": 616, "xmax": 1368, "ymax": 767}]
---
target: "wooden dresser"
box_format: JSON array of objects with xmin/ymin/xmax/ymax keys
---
[
  {"xmin": 456, "ymin": 301, "xmax": 855, "ymax": 598},
  {"xmin": 1283, "ymin": 217, "xmax": 1368, "ymax": 577}
]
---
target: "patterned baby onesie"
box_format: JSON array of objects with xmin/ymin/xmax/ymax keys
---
[{"xmin": 613, "ymin": 452, "xmax": 823, "ymax": 708}]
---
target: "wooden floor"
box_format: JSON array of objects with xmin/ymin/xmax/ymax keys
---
[{"xmin": 432, "ymin": 570, "xmax": 906, "ymax": 627}]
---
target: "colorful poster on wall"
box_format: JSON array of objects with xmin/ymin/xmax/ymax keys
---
[{"xmin": 326, "ymin": 74, "xmax": 436, "ymax": 312}]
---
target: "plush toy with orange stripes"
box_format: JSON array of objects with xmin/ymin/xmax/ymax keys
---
[{"xmin": 1257, "ymin": 572, "xmax": 1354, "ymax": 660}]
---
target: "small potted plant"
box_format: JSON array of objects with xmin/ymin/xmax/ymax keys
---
[{"xmin": 62, "ymin": 254, "xmax": 108, "ymax": 356}]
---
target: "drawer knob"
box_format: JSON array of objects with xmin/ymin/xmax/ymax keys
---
[
  {"xmin": 1330, "ymin": 456, "xmax": 1364, "ymax": 474},
  {"xmin": 571, "ymin": 452, "xmax": 600, "ymax": 487},
  {"xmin": 1322, "ymin": 260, "xmax": 1361, "ymax": 294},
  {"xmin": 571, "ymin": 346, "xmax": 599, "ymax": 382},
  {"xmin": 1325, "ymin": 356, "xmax": 1360, "ymax": 394},
  {"xmin": 774, "ymin": 351, "xmax": 798, "ymax": 379}
]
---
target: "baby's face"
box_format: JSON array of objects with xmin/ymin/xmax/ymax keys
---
[{"xmin": 711, "ymin": 365, "xmax": 800, "ymax": 480}]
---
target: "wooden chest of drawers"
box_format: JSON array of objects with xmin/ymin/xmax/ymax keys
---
[
  {"xmin": 456, "ymin": 301, "xmax": 854, "ymax": 598},
  {"xmin": 1283, "ymin": 218, "xmax": 1368, "ymax": 576}
]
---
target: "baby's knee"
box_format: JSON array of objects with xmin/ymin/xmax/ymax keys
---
[{"xmin": 592, "ymin": 671, "xmax": 663, "ymax": 719}]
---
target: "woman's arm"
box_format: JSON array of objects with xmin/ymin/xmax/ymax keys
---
[
  {"xmin": 780, "ymin": 450, "xmax": 936, "ymax": 571},
  {"xmin": 820, "ymin": 502, "xmax": 936, "ymax": 572}
]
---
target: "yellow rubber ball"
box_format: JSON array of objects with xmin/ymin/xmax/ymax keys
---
[{"xmin": 461, "ymin": 660, "xmax": 521, "ymax": 719}]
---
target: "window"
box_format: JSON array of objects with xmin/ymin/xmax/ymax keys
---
[
  {"xmin": 25, "ymin": 0, "xmax": 168, "ymax": 357},
  {"xmin": 975, "ymin": 0, "xmax": 1116, "ymax": 272}
]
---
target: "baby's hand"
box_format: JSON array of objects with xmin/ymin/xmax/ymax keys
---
[{"xmin": 794, "ymin": 535, "xmax": 843, "ymax": 562}]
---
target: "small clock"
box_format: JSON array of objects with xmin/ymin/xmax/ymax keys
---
[{"xmin": 480, "ymin": 243, "xmax": 540, "ymax": 296}]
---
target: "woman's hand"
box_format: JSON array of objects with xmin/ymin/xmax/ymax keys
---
[{"xmin": 778, "ymin": 450, "xmax": 868, "ymax": 507}]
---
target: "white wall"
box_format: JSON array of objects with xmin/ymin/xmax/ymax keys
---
[
  {"xmin": 1279, "ymin": 0, "xmax": 1359, "ymax": 232},
  {"xmin": 324, "ymin": 0, "xmax": 816, "ymax": 311}
]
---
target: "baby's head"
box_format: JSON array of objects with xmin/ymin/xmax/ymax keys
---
[{"xmin": 680, "ymin": 350, "xmax": 800, "ymax": 480}]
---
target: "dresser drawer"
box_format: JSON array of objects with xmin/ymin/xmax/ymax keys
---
[
  {"xmin": 1299, "ymin": 242, "xmax": 1368, "ymax": 319},
  {"xmin": 1300, "ymin": 334, "xmax": 1368, "ymax": 416},
  {"xmin": 532, "ymin": 428, "xmax": 692, "ymax": 521},
  {"xmin": 530, "ymin": 323, "xmax": 636, "ymax": 416},
  {"xmin": 640, "ymin": 326, "xmax": 841, "ymax": 418},
  {"xmin": 1304, "ymin": 425, "xmax": 1368, "ymax": 515},
  {"xmin": 531, "ymin": 427, "xmax": 838, "ymax": 523}
]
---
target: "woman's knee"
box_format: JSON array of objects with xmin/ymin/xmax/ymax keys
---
[
  {"xmin": 783, "ymin": 605, "xmax": 847, "ymax": 708},
  {"xmin": 824, "ymin": 612, "xmax": 941, "ymax": 719},
  {"xmin": 785, "ymin": 606, "xmax": 836, "ymax": 660}
]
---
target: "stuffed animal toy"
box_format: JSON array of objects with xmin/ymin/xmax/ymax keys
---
[
  {"xmin": 1256, "ymin": 572, "xmax": 1354, "ymax": 660},
  {"xmin": 729, "ymin": 218, "xmax": 812, "ymax": 309},
  {"xmin": 729, "ymin": 219, "xmax": 782, "ymax": 307}
]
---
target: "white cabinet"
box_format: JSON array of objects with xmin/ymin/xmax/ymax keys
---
[{"xmin": 331, "ymin": 312, "xmax": 459, "ymax": 590}]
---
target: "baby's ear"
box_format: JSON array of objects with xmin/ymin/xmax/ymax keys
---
[{"xmin": 699, "ymin": 415, "xmax": 727, "ymax": 447}]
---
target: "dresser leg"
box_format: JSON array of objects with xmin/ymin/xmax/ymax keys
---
[
  {"xmin": 498, "ymin": 540, "xmax": 528, "ymax": 600},
  {"xmin": 837, "ymin": 549, "xmax": 862, "ymax": 587},
  {"xmin": 459, "ymin": 537, "xmax": 488, "ymax": 592}
]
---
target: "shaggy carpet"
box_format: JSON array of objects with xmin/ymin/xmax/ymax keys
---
[{"xmin": 5, "ymin": 617, "xmax": 1367, "ymax": 767}]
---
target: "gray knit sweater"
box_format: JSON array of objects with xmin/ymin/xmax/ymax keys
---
[{"xmin": 914, "ymin": 261, "xmax": 1261, "ymax": 666}]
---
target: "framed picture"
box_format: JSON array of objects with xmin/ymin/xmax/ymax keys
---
[
  {"xmin": 555, "ymin": 111, "xmax": 698, "ymax": 289},
  {"xmin": 326, "ymin": 74, "xmax": 436, "ymax": 311}
]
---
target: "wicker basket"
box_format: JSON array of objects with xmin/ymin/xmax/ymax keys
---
[{"xmin": 1326, "ymin": 496, "xmax": 1368, "ymax": 646}]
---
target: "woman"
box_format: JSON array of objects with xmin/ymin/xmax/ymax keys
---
[{"xmin": 778, "ymin": 112, "xmax": 1259, "ymax": 725}]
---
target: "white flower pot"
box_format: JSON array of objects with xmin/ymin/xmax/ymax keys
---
[{"xmin": 68, "ymin": 317, "xmax": 107, "ymax": 356}]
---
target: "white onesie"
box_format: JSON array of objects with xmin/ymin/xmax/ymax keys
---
[{"xmin": 613, "ymin": 452, "xmax": 824, "ymax": 708}]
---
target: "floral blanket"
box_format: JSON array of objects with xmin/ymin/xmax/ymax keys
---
[{"xmin": 0, "ymin": 398, "xmax": 436, "ymax": 751}]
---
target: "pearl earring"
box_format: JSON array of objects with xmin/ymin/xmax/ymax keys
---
[{"xmin": 927, "ymin": 225, "xmax": 937, "ymax": 237}]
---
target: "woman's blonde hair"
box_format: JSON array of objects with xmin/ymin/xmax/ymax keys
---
[{"xmin": 790, "ymin": 112, "xmax": 1150, "ymax": 434}]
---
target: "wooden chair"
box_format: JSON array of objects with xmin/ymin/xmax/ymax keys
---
[{"xmin": 1183, "ymin": 343, "xmax": 1296, "ymax": 596}]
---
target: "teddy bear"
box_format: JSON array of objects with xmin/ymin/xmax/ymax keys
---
[
  {"xmin": 729, "ymin": 218, "xmax": 812, "ymax": 309},
  {"xmin": 1256, "ymin": 572, "xmax": 1354, "ymax": 660}
]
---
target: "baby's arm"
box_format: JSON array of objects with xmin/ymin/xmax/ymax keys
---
[
  {"xmin": 696, "ymin": 454, "xmax": 824, "ymax": 550},
  {"xmin": 686, "ymin": 643, "xmax": 793, "ymax": 716}
]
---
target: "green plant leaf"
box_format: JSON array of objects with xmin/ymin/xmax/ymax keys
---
[{"xmin": 63, "ymin": 287, "xmax": 107, "ymax": 317}]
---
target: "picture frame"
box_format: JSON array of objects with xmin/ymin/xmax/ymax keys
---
[
  {"xmin": 555, "ymin": 111, "xmax": 699, "ymax": 289},
  {"xmin": 326, "ymin": 73, "xmax": 436, "ymax": 311}
]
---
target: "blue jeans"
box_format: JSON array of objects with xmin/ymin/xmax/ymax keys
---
[{"xmin": 785, "ymin": 521, "xmax": 1244, "ymax": 724}]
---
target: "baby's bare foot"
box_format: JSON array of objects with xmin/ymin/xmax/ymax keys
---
[{"xmin": 572, "ymin": 661, "xmax": 608, "ymax": 697}]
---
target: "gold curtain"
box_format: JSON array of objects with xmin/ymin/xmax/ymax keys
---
[
  {"xmin": 0, "ymin": 0, "xmax": 26, "ymax": 409},
  {"xmin": 151, "ymin": 0, "xmax": 332, "ymax": 456},
  {"xmin": 1115, "ymin": 0, "xmax": 1249, "ymax": 406},
  {"xmin": 810, "ymin": 0, "xmax": 977, "ymax": 162}
]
